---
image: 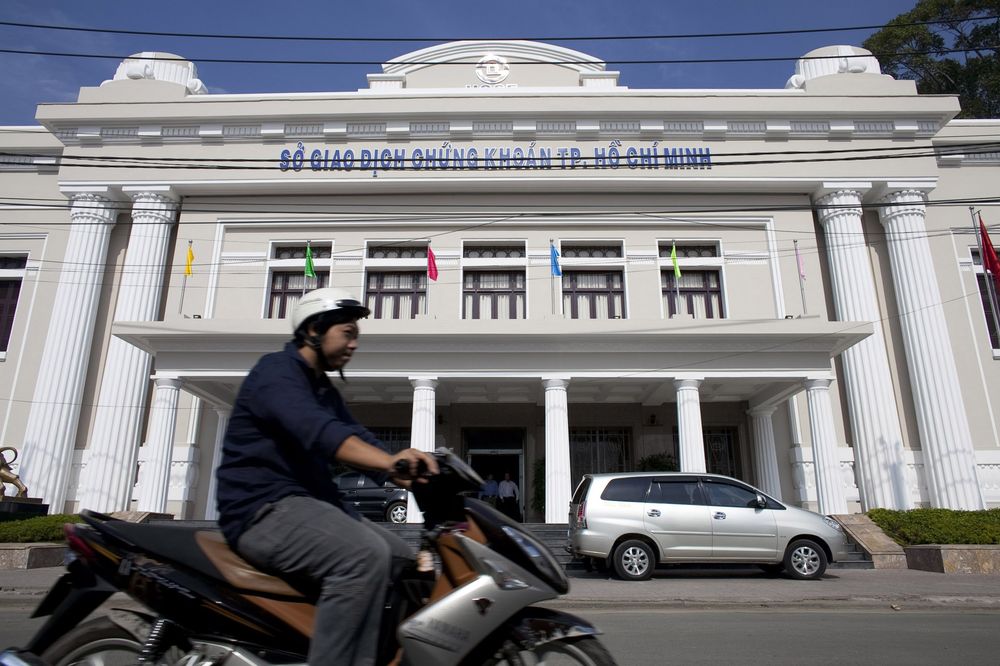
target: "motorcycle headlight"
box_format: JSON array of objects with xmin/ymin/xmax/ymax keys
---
[{"xmin": 501, "ymin": 525, "xmax": 569, "ymax": 594}]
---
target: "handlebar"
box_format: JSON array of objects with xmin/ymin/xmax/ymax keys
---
[{"xmin": 392, "ymin": 457, "xmax": 430, "ymax": 479}]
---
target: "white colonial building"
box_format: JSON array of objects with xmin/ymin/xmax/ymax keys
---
[{"xmin": 0, "ymin": 41, "xmax": 997, "ymax": 521}]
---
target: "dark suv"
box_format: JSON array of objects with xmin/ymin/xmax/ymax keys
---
[{"xmin": 334, "ymin": 472, "xmax": 409, "ymax": 523}]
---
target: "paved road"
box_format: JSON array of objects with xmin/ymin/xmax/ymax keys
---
[
  {"xmin": 1, "ymin": 600, "xmax": 997, "ymax": 665},
  {"xmin": 581, "ymin": 608, "xmax": 1000, "ymax": 665}
]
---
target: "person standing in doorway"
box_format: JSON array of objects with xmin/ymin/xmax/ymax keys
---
[
  {"xmin": 498, "ymin": 471, "xmax": 520, "ymax": 521},
  {"xmin": 479, "ymin": 473, "xmax": 499, "ymax": 507}
]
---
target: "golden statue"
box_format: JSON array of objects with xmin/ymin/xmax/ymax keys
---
[{"xmin": 0, "ymin": 447, "xmax": 29, "ymax": 498}]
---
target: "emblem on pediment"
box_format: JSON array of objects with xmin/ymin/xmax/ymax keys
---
[{"xmin": 475, "ymin": 54, "xmax": 510, "ymax": 84}]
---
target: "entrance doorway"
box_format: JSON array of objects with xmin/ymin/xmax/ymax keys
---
[{"xmin": 464, "ymin": 428, "xmax": 524, "ymax": 520}]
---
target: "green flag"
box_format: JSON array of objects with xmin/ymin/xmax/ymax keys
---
[
  {"xmin": 304, "ymin": 243, "xmax": 316, "ymax": 279},
  {"xmin": 670, "ymin": 242, "xmax": 682, "ymax": 279}
]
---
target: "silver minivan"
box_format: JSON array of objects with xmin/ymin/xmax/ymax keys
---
[{"xmin": 568, "ymin": 472, "xmax": 849, "ymax": 581}]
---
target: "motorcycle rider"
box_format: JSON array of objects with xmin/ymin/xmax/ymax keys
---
[{"xmin": 215, "ymin": 287, "xmax": 439, "ymax": 666}]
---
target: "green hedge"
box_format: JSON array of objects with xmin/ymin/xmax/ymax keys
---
[
  {"xmin": 867, "ymin": 508, "xmax": 1000, "ymax": 546},
  {"xmin": 0, "ymin": 514, "xmax": 79, "ymax": 543}
]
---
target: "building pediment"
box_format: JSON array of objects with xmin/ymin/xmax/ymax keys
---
[{"xmin": 369, "ymin": 40, "xmax": 617, "ymax": 91}]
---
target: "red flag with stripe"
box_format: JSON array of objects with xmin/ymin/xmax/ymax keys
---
[
  {"xmin": 427, "ymin": 245, "xmax": 438, "ymax": 281},
  {"xmin": 979, "ymin": 213, "xmax": 1000, "ymax": 292}
]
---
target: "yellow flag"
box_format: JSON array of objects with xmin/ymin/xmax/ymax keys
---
[{"xmin": 185, "ymin": 243, "xmax": 194, "ymax": 276}]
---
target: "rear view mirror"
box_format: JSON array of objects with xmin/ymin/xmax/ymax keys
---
[{"xmin": 754, "ymin": 493, "xmax": 767, "ymax": 509}]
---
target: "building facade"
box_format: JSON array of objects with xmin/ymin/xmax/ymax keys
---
[{"xmin": 1, "ymin": 41, "xmax": 998, "ymax": 521}]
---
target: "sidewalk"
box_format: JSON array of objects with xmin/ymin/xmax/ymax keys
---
[{"xmin": 0, "ymin": 565, "xmax": 997, "ymax": 611}]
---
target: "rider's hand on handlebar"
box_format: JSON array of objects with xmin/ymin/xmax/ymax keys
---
[{"xmin": 388, "ymin": 449, "xmax": 439, "ymax": 485}]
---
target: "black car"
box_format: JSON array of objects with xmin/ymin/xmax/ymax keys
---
[{"xmin": 334, "ymin": 471, "xmax": 409, "ymax": 523}]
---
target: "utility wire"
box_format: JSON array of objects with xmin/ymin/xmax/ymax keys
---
[
  {"xmin": 0, "ymin": 45, "xmax": 995, "ymax": 66},
  {"xmin": 7, "ymin": 141, "xmax": 1000, "ymax": 165},
  {"xmin": 1, "ymin": 15, "xmax": 996, "ymax": 43},
  {"xmin": 5, "ymin": 144, "xmax": 1000, "ymax": 173}
]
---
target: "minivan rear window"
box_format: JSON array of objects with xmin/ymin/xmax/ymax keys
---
[
  {"xmin": 600, "ymin": 477, "xmax": 651, "ymax": 503},
  {"xmin": 571, "ymin": 477, "xmax": 592, "ymax": 504}
]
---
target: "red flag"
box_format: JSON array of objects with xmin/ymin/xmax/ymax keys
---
[
  {"xmin": 979, "ymin": 213, "xmax": 1000, "ymax": 292},
  {"xmin": 427, "ymin": 245, "xmax": 438, "ymax": 282}
]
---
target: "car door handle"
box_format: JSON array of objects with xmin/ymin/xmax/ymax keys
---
[
  {"xmin": 647, "ymin": 509, "xmax": 661, "ymax": 517},
  {"xmin": 714, "ymin": 512, "xmax": 727, "ymax": 520}
]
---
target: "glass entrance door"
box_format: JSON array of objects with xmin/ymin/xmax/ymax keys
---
[{"xmin": 464, "ymin": 428, "xmax": 525, "ymax": 520}]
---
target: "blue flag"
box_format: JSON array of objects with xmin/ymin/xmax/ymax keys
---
[{"xmin": 550, "ymin": 243, "xmax": 562, "ymax": 277}]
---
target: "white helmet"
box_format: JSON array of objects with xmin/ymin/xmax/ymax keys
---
[{"xmin": 291, "ymin": 287, "xmax": 370, "ymax": 333}]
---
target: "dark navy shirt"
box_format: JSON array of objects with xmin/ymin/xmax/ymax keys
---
[{"xmin": 216, "ymin": 342, "xmax": 387, "ymax": 545}]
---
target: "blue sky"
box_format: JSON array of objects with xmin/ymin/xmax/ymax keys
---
[{"xmin": 0, "ymin": 0, "xmax": 920, "ymax": 125}]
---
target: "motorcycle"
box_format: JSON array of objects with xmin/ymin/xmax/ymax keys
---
[{"xmin": 0, "ymin": 449, "xmax": 617, "ymax": 665}]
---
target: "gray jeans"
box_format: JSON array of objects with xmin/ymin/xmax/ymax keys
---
[{"xmin": 236, "ymin": 495, "xmax": 413, "ymax": 666}]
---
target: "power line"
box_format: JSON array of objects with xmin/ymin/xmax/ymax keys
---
[
  {"xmin": 2, "ymin": 15, "xmax": 996, "ymax": 43},
  {"xmin": 0, "ymin": 45, "xmax": 995, "ymax": 67},
  {"xmin": 7, "ymin": 141, "xmax": 1000, "ymax": 165},
  {"xmin": 5, "ymin": 144, "xmax": 999, "ymax": 175}
]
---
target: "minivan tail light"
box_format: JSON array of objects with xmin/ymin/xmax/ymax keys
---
[{"xmin": 576, "ymin": 502, "xmax": 587, "ymax": 529}]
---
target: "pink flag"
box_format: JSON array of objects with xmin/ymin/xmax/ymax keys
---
[
  {"xmin": 427, "ymin": 245, "xmax": 438, "ymax": 281},
  {"xmin": 794, "ymin": 240, "xmax": 806, "ymax": 281},
  {"xmin": 980, "ymin": 213, "xmax": 1000, "ymax": 292}
]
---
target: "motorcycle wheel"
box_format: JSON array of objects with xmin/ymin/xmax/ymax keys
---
[
  {"xmin": 40, "ymin": 617, "xmax": 143, "ymax": 665},
  {"xmin": 482, "ymin": 636, "xmax": 617, "ymax": 665}
]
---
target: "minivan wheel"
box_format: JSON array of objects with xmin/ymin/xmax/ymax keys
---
[
  {"xmin": 386, "ymin": 501, "xmax": 408, "ymax": 524},
  {"xmin": 783, "ymin": 539, "xmax": 828, "ymax": 580},
  {"xmin": 612, "ymin": 540, "xmax": 655, "ymax": 581}
]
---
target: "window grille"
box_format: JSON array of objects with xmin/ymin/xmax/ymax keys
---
[
  {"xmin": 266, "ymin": 271, "xmax": 329, "ymax": 319},
  {"xmin": 562, "ymin": 271, "xmax": 626, "ymax": 319},
  {"xmin": 365, "ymin": 272, "xmax": 426, "ymax": 319},
  {"xmin": 569, "ymin": 428, "xmax": 631, "ymax": 482},
  {"xmin": 561, "ymin": 245, "xmax": 622, "ymax": 258},
  {"xmin": 662, "ymin": 270, "xmax": 724, "ymax": 319},
  {"xmin": 463, "ymin": 271, "xmax": 526, "ymax": 320},
  {"xmin": 659, "ymin": 244, "xmax": 718, "ymax": 258}
]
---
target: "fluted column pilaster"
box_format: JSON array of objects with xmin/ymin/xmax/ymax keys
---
[
  {"xmin": 19, "ymin": 191, "xmax": 119, "ymax": 512},
  {"xmin": 675, "ymin": 378, "xmax": 706, "ymax": 473},
  {"xmin": 406, "ymin": 377, "xmax": 437, "ymax": 523},
  {"xmin": 543, "ymin": 377, "xmax": 571, "ymax": 523},
  {"xmin": 203, "ymin": 407, "xmax": 230, "ymax": 521},
  {"xmin": 815, "ymin": 189, "xmax": 911, "ymax": 509},
  {"xmin": 804, "ymin": 379, "xmax": 849, "ymax": 514},
  {"xmin": 749, "ymin": 406, "xmax": 782, "ymax": 499},
  {"xmin": 876, "ymin": 190, "xmax": 983, "ymax": 509},
  {"xmin": 135, "ymin": 378, "xmax": 182, "ymax": 513},
  {"xmin": 79, "ymin": 188, "xmax": 179, "ymax": 512}
]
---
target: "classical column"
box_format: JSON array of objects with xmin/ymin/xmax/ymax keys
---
[
  {"xmin": 815, "ymin": 189, "xmax": 911, "ymax": 509},
  {"xmin": 203, "ymin": 407, "xmax": 230, "ymax": 521},
  {"xmin": 675, "ymin": 379, "xmax": 706, "ymax": 473},
  {"xmin": 749, "ymin": 406, "xmax": 782, "ymax": 499},
  {"xmin": 543, "ymin": 377, "xmax": 571, "ymax": 524},
  {"xmin": 79, "ymin": 188, "xmax": 179, "ymax": 512},
  {"xmin": 876, "ymin": 190, "xmax": 984, "ymax": 509},
  {"xmin": 135, "ymin": 378, "xmax": 182, "ymax": 513},
  {"xmin": 19, "ymin": 190, "xmax": 119, "ymax": 512},
  {"xmin": 406, "ymin": 377, "xmax": 437, "ymax": 523},
  {"xmin": 804, "ymin": 379, "xmax": 849, "ymax": 514}
]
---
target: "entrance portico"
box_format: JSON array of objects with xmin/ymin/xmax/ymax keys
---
[{"xmin": 113, "ymin": 315, "xmax": 871, "ymax": 520}]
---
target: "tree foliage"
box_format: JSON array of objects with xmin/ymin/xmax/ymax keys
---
[{"xmin": 863, "ymin": 0, "xmax": 1000, "ymax": 117}]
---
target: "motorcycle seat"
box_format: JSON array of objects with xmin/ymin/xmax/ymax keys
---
[
  {"xmin": 97, "ymin": 519, "xmax": 304, "ymax": 598},
  {"xmin": 195, "ymin": 531, "xmax": 306, "ymax": 598}
]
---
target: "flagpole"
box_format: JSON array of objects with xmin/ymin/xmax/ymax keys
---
[
  {"xmin": 671, "ymin": 240, "xmax": 680, "ymax": 316},
  {"xmin": 303, "ymin": 240, "xmax": 311, "ymax": 296},
  {"xmin": 794, "ymin": 239, "xmax": 808, "ymax": 316},
  {"xmin": 971, "ymin": 207, "xmax": 1000, "ymax": 342},
  {"xmin": 178, "ymin": 239, "xmax": 191, "ymax": 315},
  {"xmin": 425, "ymin": 242, "xmax": 431, "ymax": 316},
  {"xmin": 550, "ymin": 238, "xmax": 556, "ymax": 316}
]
